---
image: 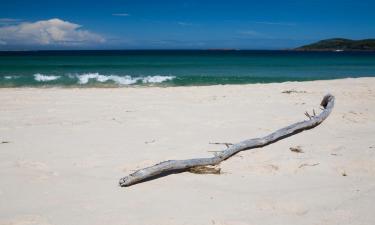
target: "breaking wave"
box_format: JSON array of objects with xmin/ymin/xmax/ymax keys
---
[
  {"xmin": 76, "ymin": 73, "xmax": 175, "ymax": 85},
  {"xmin": 142, "ymin": 75, "xmax": 175, "ymax": 83},
  {"xmin": 10, "ymin": 73, "xmax": 178, "ymax": 86},
  {"xmin": 34, "ymin": 73, "xmax": 61, "ymax": 82}
]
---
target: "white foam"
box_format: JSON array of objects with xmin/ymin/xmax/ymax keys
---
[
  {"xmin": 108, "ymin": 75, "xmax": 140, "ymax": 85},
  {"xmin": 77, "ymin": 73, "xmax": 138, "ymax": 85},
  {"xmin": 76, "ymin": 73, "xmax": 175, "ymax": 85},
  {"xmin": 3, "ymin": 75, "xmax": 21, "ymax": 79},
  {"xmin": 34, "ymin": 73, "xmax": 61, "ymax": 82},
  {"xmin": 141, "ymin": 75, "xmax": 175, "ymax": 83}
]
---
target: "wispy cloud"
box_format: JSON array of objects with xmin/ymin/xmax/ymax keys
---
[
  {"xmin": 237, "ymin": 30, "xmax": 266, "ymax": 37},
  {"xmin": 146, "ymin": 39, "xmax": 206, "ymax": 48},
  {"xmin": 177, "ymin": 22, "xmax": 193, "ymax": 26},
  {"xmin": 254, "ymin": 21, "xmax": 296, "ymax": 26},
  {"xmin": 0, "ymin": 18, "xmax": 105, "ymax": 47},
  {"xmin": 0, "ymin": 18, "xmax": 22, "ymax": 25},
  {"xmin": 112, "ymin": 13, "xmax": 130, "ymax": 17},
  {"xmin": 0, "ymin": 18, "xmax": 20, "ymax": 22}
]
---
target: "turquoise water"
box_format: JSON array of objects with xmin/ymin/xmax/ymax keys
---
[{"xmin": 1, "ymin": 50, "xmax": 375, "ymax": 87}]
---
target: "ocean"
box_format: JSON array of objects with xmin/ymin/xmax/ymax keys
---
[{"xmin": 1, "ymin": 50, "xmax": 375, "ymax": 87}]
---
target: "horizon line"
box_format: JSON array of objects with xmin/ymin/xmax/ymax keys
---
[{"xmin": 0, "ymin": 48, "xmax": 296, "ymax": 52}]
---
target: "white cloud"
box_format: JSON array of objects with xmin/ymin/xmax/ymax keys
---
[
  {"xmin": 112, "ymin": 13, "xmax": 130, "ymax": 17},
  {"xmin": 0, "ymin": 18, "xmax": 105, "ymax": 46}
]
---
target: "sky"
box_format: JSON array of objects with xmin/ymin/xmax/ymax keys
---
[{"xmin": 0, "ymin": 0, "xmax": 374, "ymax": 50}]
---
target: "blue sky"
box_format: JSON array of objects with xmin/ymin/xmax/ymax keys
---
[{"xmin": 0, "ymin": 0, "xmax": 374, "ymax": 50}]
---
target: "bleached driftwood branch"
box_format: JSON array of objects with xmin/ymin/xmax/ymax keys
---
[{"xmin": 119, "ymin": 94, "xmax": 335, "ymax": 187}]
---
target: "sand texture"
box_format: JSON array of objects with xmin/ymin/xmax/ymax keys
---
[{"xmin": 1, "ymin": 78, "xmax": 375, "ymax": 225}]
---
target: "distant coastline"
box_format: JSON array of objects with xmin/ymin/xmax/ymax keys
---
[{"xmin": 295, "ymin": 38, "xmax": 375, "ymax": 52}]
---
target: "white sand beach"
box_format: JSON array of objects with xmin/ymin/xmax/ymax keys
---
[{"xmin": 1, "ymin": 77, "xmax": 375, "ymax": 225}]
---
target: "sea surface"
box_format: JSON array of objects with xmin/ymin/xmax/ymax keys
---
[{"xmin": 1, "ymin": 50, "xmax": 375, "ymax": 87}]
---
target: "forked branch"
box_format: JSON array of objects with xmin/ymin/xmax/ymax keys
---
[{"xmin": 119, "ymin": 94, "xmax": 335, "ymax": 187}]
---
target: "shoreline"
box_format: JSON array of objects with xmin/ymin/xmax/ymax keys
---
[{"xmin": 1, "ymin": 76, "xmax": 375, "ymax": 89}]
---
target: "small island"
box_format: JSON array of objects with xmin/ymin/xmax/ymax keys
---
[{"xmin": 296, "ymin": 38, "xmax": 375, "ymax": 51}]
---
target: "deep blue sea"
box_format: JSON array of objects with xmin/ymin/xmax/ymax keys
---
[{"xmin": 0, "ymin": 50, "xmax": 374, "ymax": 87}]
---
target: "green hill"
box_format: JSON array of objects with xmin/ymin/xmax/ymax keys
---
[{"xmin": 296, "ymin": 38, "xmax": 375, "ymax": 51}]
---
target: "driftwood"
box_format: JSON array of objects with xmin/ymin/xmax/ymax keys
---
[{"xmin": 119, "ymin": 94, "xmax": 335, "ymax": 187}]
